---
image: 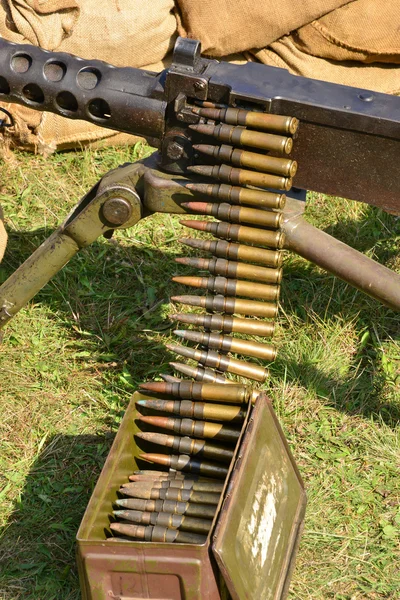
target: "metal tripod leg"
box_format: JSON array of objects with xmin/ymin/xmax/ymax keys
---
[
  {"xmin": 0, "ymin": 168, "xmax": 144, "ymax": 329},
  {"xmin": 281, "ymin": 197, "xmax": 400, "ymax": 311}
]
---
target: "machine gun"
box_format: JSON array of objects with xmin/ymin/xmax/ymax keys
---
[
  {"xmin": 0, "ymin": 36, "xmax": 399, "ymax": 324},
  {"xmin": 1, "ymin": 35, "xmax": 399, "ymax": 599}
]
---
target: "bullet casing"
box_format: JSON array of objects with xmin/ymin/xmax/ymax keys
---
[
  {"xmin": 122, "ymin": 476, "xmax": 224, "ymax": 493},
  {"xmin": 193, "ymin": 144, "xmax": 297, "ymax": 177},
  {"xmin": 166, "ymin": 343, "xmax": 269, "ymax": 382},
  {"xmin": 142, "ymin": 453, "xmax": 229, "ymax": 479},
  {"xmin": 160, "ymin": 373, "xmax": 182, "ymax": 383},
  {"xmin": 182, "ymin": 201, "xmax": 283, "ymax": 229},
  {"xmin": 187, "ymin": 164, "xmax": 292, "ymax": 192},
  {"xmin": 140, "ymin": 380, "xmax": 258, "ymax": 404},
  {"xmin": 114, "ymin": 509, "xmax": 213, "ymax": 534},
  {"xmin": 122, "ymin": 481, "xmax": 222, "ymax": 504},
  {"xmin": 110, "ymin": 522, "xmax": 207, "ymax": 544},
  {"xmin": 179, "ymin": 238, "xmax": 283, "ymax": 267},
  {"xmin": 185, "ymin": 183, "xmax": 286, "ymax": 210},
  {"xmin": 169, "ymin": 361, "xmax": 231, "ymax": 384},
  {"xmin": 189, "ymin": 123, "xmax": 293, "ymax": 154},
  {"xmin": 176, "ymin": 256, "xmax": 282, "ymax": 284},
  {"xmin": 136, "ymin": 431, "xmax": 234, "ymax": 463},
  {"xmin": 170, "ymin": 312, "xmax": 275, "ymax": 338},
  {"xmin": 138, "ymin": 415, "xmax": 241, "ymax": 443},
  {"xmin": 175, "ymin": 329, "xmax": 277, "ymax": 361},
  {"xmin": 136, "ymin": 398, "xmax": 246, "ymax": 423},
  {"xmin": 115, "ymin": 497, "xmax": 218, "ymax": 519},
  {"xmin": 172, "ymin": 275, "xmax": 280, "ymax": 302},
  {"xmin": 192, "ymin": 107, "xmax": 299, "ymax": 135},
  {"xmin": 180, "ymin": 220, "xmax": 285, "ymax": 249},
  {"xmin": 171, "ymin": 294, "xmax": 278, "ymax": 319}
]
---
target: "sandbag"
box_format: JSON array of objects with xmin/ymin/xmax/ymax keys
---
[
  {"xmin": 0, "ymin": 0, "xmax": 177, "ymax": 154},
  {"xmin": 174, "ymin": 0, "xmax": 353, "ymax": 57},
  {"xmin": 291, "ymin": 0, "xmax": 400, "ymax": 64},
  {"xmin": 0, "ymin": 0, "xmax": 79, "ymax": 49},
  {"xmin": 254, "ymin": 37, "xmax": 400, "ymax": 95}
]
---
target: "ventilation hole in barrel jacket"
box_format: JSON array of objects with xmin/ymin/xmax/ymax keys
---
[
  {"xmin": 77, "ymin": 67, "xmax": 101, "ymax": 90},
  {"xmin": 56, "ymin": 91, "xmax": 78, "ymax": 112},
  {"xmin": 87, "ymin": 98, "xmax": 111, "ymax": 120},
  {"xmin": 11, "ymin": 54, "xmax": 32, "ymax": 73},
  {"xmin": 22, "ymin": 83, "xmax": 44, "ymax": 104},
  {"xmin": 44, "ymin": 61, "xmax": 66, "ymax": 82},
  {"xmin": 0, "ymin": 76, "xmax": 10, "ymax": 94}
]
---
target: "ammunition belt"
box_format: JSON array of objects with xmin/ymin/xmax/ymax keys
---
[{"xmin": 110, "ymin": 106, "xmax": 298, "ymax": 544}]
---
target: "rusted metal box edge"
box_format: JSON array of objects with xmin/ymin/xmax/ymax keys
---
[{"xmin": 76, "ymin": 392, "xmax": 306, "ymax": 600}]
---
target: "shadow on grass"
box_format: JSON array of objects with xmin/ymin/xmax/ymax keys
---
[{"xmin": 0, "ymin": 434, "xmax": 113, "ymax": 600}]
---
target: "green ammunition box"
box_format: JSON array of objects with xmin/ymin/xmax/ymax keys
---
[{"xmin": 76, "ymin": 392, "xmax": 306, "ymax": 599}]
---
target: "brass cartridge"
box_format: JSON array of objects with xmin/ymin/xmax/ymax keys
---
[
  {"xmin": 191, "ymin": 106, "xmax": 299, "ymax": 135},
  {"xmin": 137, "ymin": 415, "xmax": 241, "ymax": 443},
  {"xmin": 121, "ymin": 480, "xmax": 222, "ymax": 504},
  {"xmin": 113, "ymin": 510, "xmax": 212, "ymax": 535},
  {"xmin": 135, "ymin": 431, "xmax": 234, "ymax": 463},
  {"xmin": 135, "ymin": 398, "xmax": 246, "ymax": 423},
  {"xmin": 189, "ymin": 123, "xmax": 293, "ymax": 154},
  {"xmin": 128, "ymin": 474, "xmax": 214, "ymax": 483},
  {"xmin": 165, "ymin": 343, "xmax": 269, "ymax": 382},
  {"xmin": 187, "ymin": 164, "xmax": 292, "ymax": 191},
  {"xmin": 171, "ymin": 294, "xmax": 278, "ymax": 319},
  {"xmin": 110, "ymin": 522, "xmax": 207, "ymax": 544},
  {"xmin": 179, "ymin": 238, "xmax": 282, "ymax": 267},
  {"xmin": 115, "ymin": 497, "xmax": 217, "ymax": 520},
  {"xmin": 160, "ymin": 373, "xmax": 182, "ymax": 383},
  {"xmin": 169, "ymin": 361, "xmax": 231, "ymax": 384},
  {"xmin": 172, "ymin": 275, "xmax": 280, "ymax": 302},
  {"xmin": 180, "ymin": 219, "xmax": 285, "ymax": 248},
  {"xmin": 170, "ymin": 312, "xmax": 275, "ymax": 337},
  {"xmin": 139, "ymin": 380, "xmax": 258, "ymax": 404},
  {"xmin": 181, "ymin": 201, "xmax": 283, "ymax": 229},
  {"xmin": 174, "ymin": 329, "xmax": 277, "ymax": 362},
  {"xmin": 140, "ymin": 452, "xmax": 229, "ymax": 479},
  {"xmin": 122, "ymin": 476, "xmax": 224, "ymax": 494},
  {"xmin": 185, "ymin": 182, "xmax": 286, "ymax": 210},
  {"xmin": 193, "ymin": 144, "xmax": 297, "ymax": 177},
  {"xmin": 131, "ymin": 470, "xmax": 185, "ymax": 479},
  {"xmin": 175, "ymin": 256, "xmax": 282, "ymax": 284}
]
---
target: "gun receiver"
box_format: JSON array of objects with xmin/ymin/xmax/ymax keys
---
[
  {"xmin": 0, "ymin": 37, "xmax": 399, "ymax": 212},
  {"xmin": 0, "ymin": 36, "xmax": 399, "ymax": 327}
]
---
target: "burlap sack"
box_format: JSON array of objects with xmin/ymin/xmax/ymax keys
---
[
  {"xmin": 174, "ymin": 0, "xmax": 353, "ymax": 57},
  {"xmin": 0, "ymin": 0, "xmax": 177, "ymax": 154},
  {"xmin": 291, "ymin": 0, "xmax": 400, "ymax": 64},
  {"xmin": 253, "ymin": 37, "xmax": 400, "ymax": 95},
  {"xmin": 0, "ymin": 0, "xmax": 79, "ymax": 49}
]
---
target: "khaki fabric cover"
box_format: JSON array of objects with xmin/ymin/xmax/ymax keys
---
[
  {"xmin": 0, "ymin": 0, "xmax": 79, "ymax": 49},
  {"xmin": 0, "ymin": 0, "xmax": 177, "ymax": 153},
  {"xmin": 254, "ymin": 38, "xmax": 400, "ymax": 95},
  {"xmin": 174, "ymin": 0, "xmax": 353, "ymax": 57},
  {"xmin": 292, "ymin": 0, "xmax": 400, "ymax": 64}
]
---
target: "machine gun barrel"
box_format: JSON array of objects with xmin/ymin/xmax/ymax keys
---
[{"xmin": 0, "ymin": 38, "xmax": 166, "ymax": 143}]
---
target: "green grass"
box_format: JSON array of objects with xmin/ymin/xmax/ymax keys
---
[{"xmin": 0, "ymin": 144, "xmax": 399, "ymax": 599}]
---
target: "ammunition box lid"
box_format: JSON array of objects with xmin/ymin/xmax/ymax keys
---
[{"xmin": 212, "ymin": 394, "xmax": 306, "ymax": 600}]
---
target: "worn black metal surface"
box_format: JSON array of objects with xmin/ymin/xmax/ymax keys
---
[{"xmin": 0, "ymin": 36, "xmax": 399, "ymax": 211}]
